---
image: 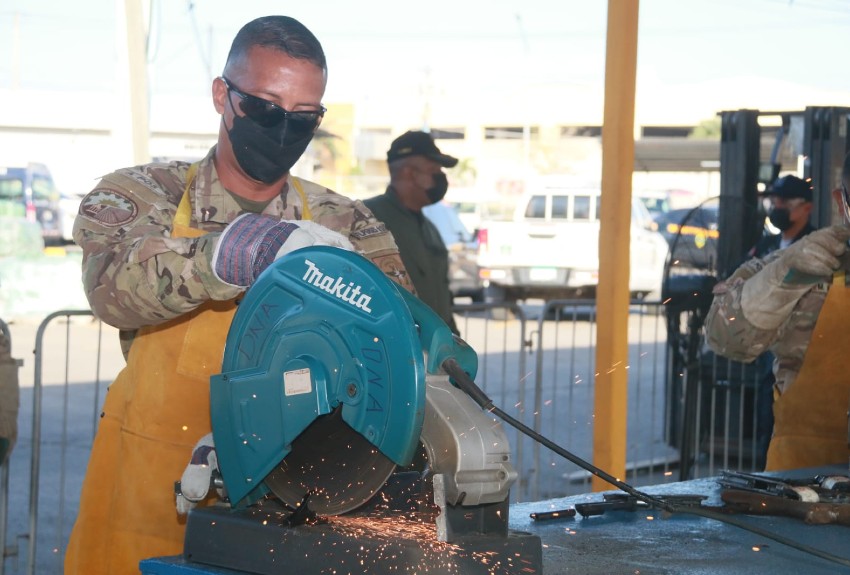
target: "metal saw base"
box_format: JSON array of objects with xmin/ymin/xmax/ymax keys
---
[{"xmin": 183, "ymin": 501, "xmax": 543, "ymax": 575}]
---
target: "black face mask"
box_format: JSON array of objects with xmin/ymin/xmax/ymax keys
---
[
  {"xmin": 425, "ymin": 172, "xmax": 449, "ymax": 204},
  {"xmin": 225, "ymin": 99, "xmax": 315, "ymax": 184},
  {"xmin": 768, "ymin": 207, "xmax": 793, "ymax": 231}
]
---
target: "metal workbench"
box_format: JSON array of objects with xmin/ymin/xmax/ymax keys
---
[
  {"xmin": 512, "ymin": 470, "xmax": 849, "ymax": 575},
  {"xmin": 141, "ymin": 466, "xmax": 850, "ymax": 575}
]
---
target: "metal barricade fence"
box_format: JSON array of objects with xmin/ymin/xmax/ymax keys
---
[
  {"xmin": 453, "ymin": 302, "xmax": 533, "ymax": 501},
  {"xmin": 0, "ymin": 318, "xmax": 15, "ymax": 575},
  {"xmin": 5, "ymin": 311, "xmax": 120, "ymax": 575},
  {"xmin": 453, "ymin": 300, "xmax": 764, "ymax": 502},
  {"xmin": 529, "ymin": 299, "xmax": 676, "ymax": 499},
  {"xmin": 5, "ymin": 303, "xmax": 764, "ymax": 573}
]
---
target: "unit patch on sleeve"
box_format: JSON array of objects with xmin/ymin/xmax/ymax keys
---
[
  {"xmin": 80, "ymin": 189, "xmax": 139, "ymax": 226},
  {"xmin": 350, "ymin": 223, "xmax": 388, "ymax": 240}
]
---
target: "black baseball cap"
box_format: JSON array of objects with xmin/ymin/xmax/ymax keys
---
[
  {"xmin": 387, "ymin": 130, "xmax": 458, "ymax": 168},
  {"xmin": 763, "ymin": 175, "xmax": 813, "ymax": 201}
]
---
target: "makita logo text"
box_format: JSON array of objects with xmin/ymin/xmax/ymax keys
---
[{"xmin": 302, "ymin": 259, "xmax": 373, "ymax": 313}]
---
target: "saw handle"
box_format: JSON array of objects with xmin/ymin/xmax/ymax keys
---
[{"xmin": 442, "ymin": 358, "xmax": 492, "ymax": 410}]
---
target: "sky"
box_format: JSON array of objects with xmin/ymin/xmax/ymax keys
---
[
  {"xmin": 2, "ymin": 0, "xmax": 849, "ymax": 112},
  {"xmin": 1, "ymin": 0, "xmax": 847, "ymax": 196}
]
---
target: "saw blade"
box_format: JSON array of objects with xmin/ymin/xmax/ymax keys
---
[{"xmin": 263, "ymin": 408, "xmax": 397, "ymax": 516}]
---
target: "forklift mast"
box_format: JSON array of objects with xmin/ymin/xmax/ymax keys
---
[
  {"xmin": 803, "ymin": 107, "xmax": 850, "ymax": 229},
  {"xmin": 718, "ymin": 110, "xmax": 761, "ymax": 280},
  {"xmin": 717, "ymin": 106, "xmax": 850, "ymax": 279}
]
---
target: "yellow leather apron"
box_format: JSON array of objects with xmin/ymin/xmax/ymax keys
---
[
  {"xmin": 765, "ymin": 273, "xmax": 850, "ymax": 471},
  {"xmin": 65, "ymin": 169, "xmax": 312, "ymax": 575}
]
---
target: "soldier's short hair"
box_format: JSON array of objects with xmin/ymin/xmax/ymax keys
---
[{"xmin": 225, "ymin": 16, "xmax": 326, "ymax": 72}]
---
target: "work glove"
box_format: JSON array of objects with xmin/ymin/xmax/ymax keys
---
[
  {"xmin": 212, "ymin": 214, "xmax": 354, "ymax": 288},
  {"xmin": 176, "ymin": 432, "xmax": 220, "ymax": 515},
  {"xmin": 741, "ymin": 225, "xmax": 850, "ymax": 330}
]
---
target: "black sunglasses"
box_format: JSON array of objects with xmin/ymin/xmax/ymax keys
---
[{"xmin": 221, "ymin": 76, "xmax": 325, "ymax": 135}]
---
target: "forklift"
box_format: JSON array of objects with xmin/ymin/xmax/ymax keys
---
[{"xmin": 664, "ymin": 106, "xmax": 850, "ymax": 480}]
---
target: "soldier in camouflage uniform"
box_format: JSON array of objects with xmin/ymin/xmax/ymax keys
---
[
  {"xmin": 705, "ymin": 155, "xmax": 850, "ymax": 472},
  {"xmin": 65, "ymin": 16, "xmax": 411, "ymax": 575}
]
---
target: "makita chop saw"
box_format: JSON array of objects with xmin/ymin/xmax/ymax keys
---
[{"xmin": 181, "ymin": 246, "xmax": 542, "ymax": 575}]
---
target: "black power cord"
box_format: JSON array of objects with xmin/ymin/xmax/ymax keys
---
[{"xmin": 441, "ymin": 358, "xmax": 850, "ymax": 570}]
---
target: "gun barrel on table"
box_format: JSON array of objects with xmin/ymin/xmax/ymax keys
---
[
  {"xmin": 718, "ymin": 470, "xmax": 850, "ymax": 503},
  {"xmin": 720, "ymin": 489, "xmax": 850, "ymax": 526}
]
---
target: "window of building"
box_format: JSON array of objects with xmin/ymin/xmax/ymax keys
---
[
  {"xmin": 561, "ymin": 126, "xmax": 602, "ymax": 138},
  {"xmin": 640, "ymin": 126, "xmax": 692, "ymax": 138},
  {"xmin": 430, "ymin": 128, "xmax": 465, "ymax": 140},
  {"xmin": 485, "ymin": 126, "xmax": 538, "ymax": 140}
]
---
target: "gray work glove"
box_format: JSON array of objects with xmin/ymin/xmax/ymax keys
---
[
  {"xmin": 741, "ymin": 225, "xmax": 850, "ymax": 330},
  {"xmin": 212, "ymin": 214, "xmax": 354, "ymax": 288},
  {"xmin": 176, "ymin": 432, "xmax": 220, "ymax": 515}
]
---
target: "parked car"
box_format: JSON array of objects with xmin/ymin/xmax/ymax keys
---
[
  {"xmin": 422, "ymin": 200, "xmax": 484, "ymax": 302},
  {"xmin": 476, "ymin": 178, "xmax": 670, "ymax": 303},
  {"xmin": 654, "ymin": 205, "xmax": 719, "ymax": 271},
  {"xmin": 0, "ymin": 163, "xmax": 62, "ymax": 244},
  {"xmin": 636, "ymin": 189, "xmax": 672, "ymax": 221}
]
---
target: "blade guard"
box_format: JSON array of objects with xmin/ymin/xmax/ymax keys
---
[{"xmin": 210, "ymin": 246, "xmax": 475, "ymax": 508}]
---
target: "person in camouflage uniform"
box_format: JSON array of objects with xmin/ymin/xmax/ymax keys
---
[
  {"xmin": 705, "ymin": 155, "xmax": 850, "ymax": 472},
  {"xmin": 65, "ymin": 16, "xmax": 411, "ymax": 575}
]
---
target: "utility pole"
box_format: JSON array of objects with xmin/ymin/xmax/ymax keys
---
[
  {"xmin": 515, "ymin": 12, "xmax": 531, "ymax": 178},
  {"xmin": 11, "ymin": 12, "xmax": 20, "ymax": 89},
  {"xmin": 593, "ymin": 0, "xmax": 639, "ymax": 492},
  {"xmin": 116, "ymin": 0, "xmax": 151, "ymax": 165}
]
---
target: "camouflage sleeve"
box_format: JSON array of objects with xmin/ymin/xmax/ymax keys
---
[
  {"xmin": 304, "ymin": 186, "xmax": 415, "ymax": 295},
  {"xmin": 704, "ymin": 252, "xmax": 785, "ymax": 363},
  {"xmin": 349, "ymin": 203, "xmax": 415, "ymax": 295},
  {"xmin": 74, "ymin": 170, "xmax": 240, "ymax": 330}
]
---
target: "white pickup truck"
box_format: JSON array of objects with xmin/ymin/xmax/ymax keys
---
[{"xmin": 476, "ymin": 178, "xmax": 670, "ymax": 304}]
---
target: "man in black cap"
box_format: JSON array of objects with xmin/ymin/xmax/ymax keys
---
[
  {"xmin": 750, "ymin": 175, "xmax": 815, "ymax": 259},
  {"xmin": 364, "ymin": 130, "xmax": 460, "ymax": 334}
]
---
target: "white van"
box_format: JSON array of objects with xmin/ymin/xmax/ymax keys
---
[{"xmin": 477, "ymin": 178, "xmax": 670, "ymax": 303}]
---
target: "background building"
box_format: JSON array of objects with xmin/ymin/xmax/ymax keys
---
[{"xmin": 1, "ymin": 0, "xmax": 848, "ymax": 212}]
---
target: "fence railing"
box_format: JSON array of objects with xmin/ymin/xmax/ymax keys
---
[
  {"xmin": 2, "ymin": 300, "xmax": 765, "ymax": 573},
  {"xmin": 0, "ymin": 318, "xmax": 14, "ymax": 575},
  {"xmin": 4, "ymin": 312, "xmax": 118, "ymax": 575}
]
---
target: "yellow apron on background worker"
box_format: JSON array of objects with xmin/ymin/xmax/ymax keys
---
[
  {"xmin": 65, "ymin": 171, "xmax": 314, "ymax": 575},
  {"xmin": 766, "ymin": 274, "xmax": 850, "ymax": 471}
]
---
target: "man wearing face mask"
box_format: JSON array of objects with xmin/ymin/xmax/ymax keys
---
[
  {"xmin": 750, "ymin": 175, "xmax": 815, "ymax": 259},
  {"xmin": 743, "ymin": 175, "xmax": 816, "ymax": 468},
  {"xmin": 705, "ymin": 153, "xmax": 850, "ymax": 472},
  {"xmin": 65, "ymin": 16, "xmax": 411, "ymax": 575},
  {"xmin": 364, "ymin": 131, "xmax": 460, "ymax": 335}
]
